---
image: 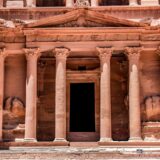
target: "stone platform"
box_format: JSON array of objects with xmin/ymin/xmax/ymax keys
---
[
  {"xmin": 1, "ymin": 142, "xmax": 160, "ymax": 159},
  {"xmin": 1, "ymin": 145, "xmax": 160, "ymax": 160}
]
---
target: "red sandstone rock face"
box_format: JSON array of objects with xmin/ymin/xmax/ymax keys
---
[{"xmin": 0, "ymin": 4, "xmax": 160, "ymax": 143}]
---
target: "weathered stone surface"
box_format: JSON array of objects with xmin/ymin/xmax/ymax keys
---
[
  {"xmin": 144, "ymin": 96, "xmax": 160, "ymax": 121},
  {"xmin": 1, "ymin": 0, "xmax": 160, "ymax": 148},
  {"xmin": 1, "ymin": 146, "xmax": 160, "ymax": 159},
  {"xmin": 3, "ymin": 97, "xmax": 25, "ymax": 141},
  {"xmin": 141, "ymin": 34, "xmax": 160, "ymax": 41},
  {"xmin": 142, "ymin": 122, "xmax": 160, "ymax": 140}
]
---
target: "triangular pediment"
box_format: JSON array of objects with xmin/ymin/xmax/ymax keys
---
[{"xmin": 25, "ymin": 8, "xmax": 148, "ymax": 28}]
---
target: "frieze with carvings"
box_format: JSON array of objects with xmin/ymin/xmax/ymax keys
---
[
  {"xmin": 26, "ymin": 33, "xmax": 140, "ymax": 42},
  {"xmin": 56, "ymin": 20, "xmax": 106, "ymax": 27},
  {"xmin": 75, "ymin": 0, "xmax": 90, "ymax": 7}
]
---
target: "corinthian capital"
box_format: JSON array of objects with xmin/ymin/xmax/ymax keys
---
[
  {"xmin": 125, "ymin": 47, "xmax": 143, "ymax": 62},
  {"xmin": 96, "ymin": 47, "xmax": 114, "ymax": 63},
  {"xmin": 0, "ymin": 48, "xmax": 8, "ymax": 59},
  {"xmin": 24, "ymin": 48, "xmax": 41, "ymax": 61},
  {"xmin": 53, "ymin": 47, "xmax": 70, "ymax": 59}
]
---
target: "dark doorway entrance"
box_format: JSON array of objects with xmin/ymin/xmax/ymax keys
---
[{"xmin": 70, "ymin": 83, "xmax": 95, "ymax": 132}]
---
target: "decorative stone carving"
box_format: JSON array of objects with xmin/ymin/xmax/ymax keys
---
[
  {"xmin": 75, "ymin": 0, "xmax": 90, "ymax": 7},
  {"xmin": 3, "ymin": 97, "xmax": 25, "ymax": 141},
  {"xmin": 4, "ymin": 97, "xmax": 25, "ymax": 117},
  {"xmin": 125, "ymin": 47, "xmax": 142, "ymax": 64},
  {"xmin": 3, "ymin": 97, "xmax": 25, "ymax": 131},
  {"xmin": 96, "ymin": 47, "xmax": 114, "ymax": 64},
  {"xmin": 53, "ymin": 47, "xmax": 70, "ymax": 60},
  {"xmin": 144, "ymin": 96, "xmax": 160, "ymax": 122},
  {"xmin": 24, "ymin": 48, "xmax": 41, "ymax": 61}
]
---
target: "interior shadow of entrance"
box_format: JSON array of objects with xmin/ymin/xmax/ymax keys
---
[{"xmin": 70, "ymin": 83, "xmax": 95, "ymax": 132}]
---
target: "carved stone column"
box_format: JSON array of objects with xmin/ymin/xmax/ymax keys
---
[
  {"xmin": 53, "ymin": 47, "xmax": 70, "ymax": 143},
  {"xmin": 26, "ymin": 0, "xmax": 36, "ymax": 7},
  {"xmin": 66, "ymin": 0, "xmax": 74, "ymax": 7},
  {"xmin": 129, "ymin": 0, "xmax": 138, "ymax": 5},
  {"xmin": 24, "ymin": 48, "xmax": 41, "ymax": 142},
  {"xmin": 125, "ymin": 47, "xmax": 142, "ymax": 141},
  {"xmin": 91, "ymin": 0, "xmax": 98, "ymax": 6},
  {"xmin": 0, "ymin": 0, "xmax": 4, "ymax": 7},
  {"xmin": 0, "ymin": 48, "xmax": 7, "ymax": 141},
  {"xmin": 97, "ymin": 47, "xmax": 113, "ymax": 142}
]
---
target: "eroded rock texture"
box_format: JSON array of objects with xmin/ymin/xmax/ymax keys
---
[
  {"xmin": 3, "ymin": 97, "xmax": 25, "ymax": 141},
  {"xmin": 144, "ymin": 96, "xmax": 160, "ymax": 121}
]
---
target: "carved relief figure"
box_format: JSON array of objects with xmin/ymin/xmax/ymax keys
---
[
  {"xmin": 3, "ymin": 97, "xmax": 25, "ymax": 140},
  {"xmin": 144, "ymin": 96, "xmax": 160, "ymax": 121}
]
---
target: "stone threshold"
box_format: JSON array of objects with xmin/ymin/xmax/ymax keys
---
[{"xmin": 1, "ymin": 141, "xmax": 160, "ymax": 148}]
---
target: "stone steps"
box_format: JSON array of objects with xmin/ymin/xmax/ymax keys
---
[{"xmin": 1, "ymin": 146, "xmax": 160, "ymax": 160}]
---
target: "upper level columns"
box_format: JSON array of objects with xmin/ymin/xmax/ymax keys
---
[
  {"xmin": 24, "ymin": 48, "xmax": 41, "ymax": 142},
  {"xmin": 125, "ymin": 47, "xmax": 142, "ymax": 141},
  {"xmin": 0, "ymin": 48, "xmax": 7, "ymax": 141},
  {"xmin": 97, "ymin": 47, "xmax": 113, "ymax": 142},
  {"xmin": 0, "ymin": 0, "xmax": 4, "ymax": 7},
  {"xmin": 53, "ymin": 47, "xmax": 70, "ymax": 143},
  {"xmin": 129, "ymin": 0, "xmax": 138, "ymax": 5},
  {"xmin": 91, "ymin": 0, "xmax": 98, "ymax": 6},
  {"xmin": 66, "ymin": 0, "xmax": 74, "ymax": 7},
  {"xmin": 26, "ymin": 0, "xmax": 36, "ymax": 7}
]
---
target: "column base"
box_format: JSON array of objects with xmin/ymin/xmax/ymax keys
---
[
  {"xmin": 15, "ymin": 138, "xmax": 24, "ymax": 142},
  {"xmin": 26, "ymin": 4, "xmax": 36, "ymax": 7},
  {"xmin": 98, "ymin": 137, "xmax": 112, "ymax": 145},
  {"xmin": 24, "ymin": 138, "xmax": 37, "ymax": 142},
  {"xmin": 129, "ymin": 137, "xmax": 142, "ymax": 142},
  {"xmin": 66, "ymin": 4, "xmax": 74, "ymax": 7},
  {"xmin": 144, "ymin": 137, "xmax": 160, "ymax": 142},
  {"xmin": 99, "ymin": 137, "xmax": 112, "ymax": 142},
  {"xmin": 53, "ymin": 138, "xmax": 69, "ymax": 146},
  {"xmin": 129, "ymin": 3, "xmax": 138, "ymax": 6},
  {"xmin": 15, "ymin": 138, "xmax": 37, "ymax": 142}
]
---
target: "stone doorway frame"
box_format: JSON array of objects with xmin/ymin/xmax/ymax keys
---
[{"xmin": 66, "ymin": 70, "xmax": 100, "ymax": 142}]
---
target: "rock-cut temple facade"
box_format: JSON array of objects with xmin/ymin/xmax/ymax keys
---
[{"xmin": 0, "ymin": 0, "xmax": 160, "ymax": 146}]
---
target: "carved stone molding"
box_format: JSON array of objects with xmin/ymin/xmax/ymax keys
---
[
  {"xmin": 53, "ymin": 47, "xmax": 70, "ymax": 60},
  {"xmin": 125, "ymin": 47, "xmax": 143, "ymax": 63},
  {"xmin": 24, "ymin": 48, "xmax": 41, "ymax": 61},
  {"xmin": 0, "ymin": 48, "xmax": 8, "ymax": 59},
  {"xmin": 75, "ymin": 0, "xmax": 90, "ymax": 7},
  {"xmin": 96, "ymin": 47, "xmax": 114, "ymax": 63}
]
